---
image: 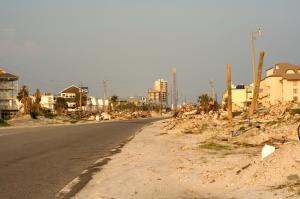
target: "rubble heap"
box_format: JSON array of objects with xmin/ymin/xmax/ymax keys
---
[{"xmin": 165, "ymin": 102, "xmax": 300, "ymax": 147}]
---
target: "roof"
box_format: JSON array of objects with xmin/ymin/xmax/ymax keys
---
[
  {"xmin": 0, "ymin": 68, "xmax": 18, "ymax": 81},
  {"xmin": 267, "ymin": 63, "xmax": 300, "ymax": 81},
  {"xmin": 58, "ymin": 85, "xmax": 88, "ymax": 94}
]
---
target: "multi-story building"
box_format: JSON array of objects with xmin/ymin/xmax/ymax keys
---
[
  {"xmin": 222, "ymin": 84, "xmax": 253, "ymax": 111},
  {"xmin": 57, "ymin": 85, "xmax": 88, "ymax": 111},
  {"xmin": 40, "ymin": 93, "xmax": 55, "ymax": 111},
  {"xmin": 260, "ymin": 63, "xmax": 300, "ymax": 105},
  {"xmin": 0, "ymin": 68, "xmax": 18, "ymax": 117},
  {"xmin": 148, "ymin": 79, "xmax": 168, "ymax": 107}
]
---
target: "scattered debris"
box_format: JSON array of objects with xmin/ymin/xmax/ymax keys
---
[
  {"xmin": 101, "ymin": 112, "xmax": 112, "ymax": 120},
  {"xmin": 236, "ymin": 163, "xmax": 252, "ymax": 175},
  {"xmin": 261, "ymin": 144, "xmax": 276, "ymax": 160}
]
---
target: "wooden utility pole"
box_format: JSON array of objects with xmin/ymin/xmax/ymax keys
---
[
  {"xmin": 250, "ymin": 32, "xmax": 256, "ymax": 84},
  {"xmin": 249, "ymin": 51, "xmax": 265, "ymax": 116},
  {"xmin": 227, "ymin": 64, "xmax": 233, "ymax": 120}
]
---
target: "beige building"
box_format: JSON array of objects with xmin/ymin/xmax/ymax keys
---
[
  {"xmin": 223, "ymin": 84, "xmax": 253, "ymax": 111},
  {"xmin": 148, "ymin": 79, "xmax": 168, "ymax": 107},
  {"xmin": 260, "ymin": 63, "xmax": 300, "ymax": 105}
]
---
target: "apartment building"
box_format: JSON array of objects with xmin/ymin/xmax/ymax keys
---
[
  {"xmin": 57, "ymin": 85, "xmax": 88, "ymax": 111},
  {"xmin": 222, "ymin": 84, "xmax": 253, "ymax": 111},
  {"xmin": 147, "ymin": 79, "xmax": 168, "ymax": 107},
  {"xmin": 0, "ymin": 68, "xmax": 18, "ymax": 116},
  {"xmin": 260, "ymin": 63, "xmax": 300, "ymax": 105}
]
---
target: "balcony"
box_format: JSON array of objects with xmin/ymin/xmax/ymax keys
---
[
  {"xmin": 0, "ymin": 81, "xmax": 18, "ymax": 90},
  {"xmin": 0, "ymin": 104, "xmax": 18, "ymax": 111}
]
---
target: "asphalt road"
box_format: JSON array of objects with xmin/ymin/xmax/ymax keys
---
[{"xmin": 0, "ymin": 118, "xmax": 159, "ymax": 199}]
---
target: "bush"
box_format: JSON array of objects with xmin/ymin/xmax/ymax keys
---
[
  {"xmin": 30, "ymin": 111, "xmax": 38, "ymax": 119},
  {"xmin": 0, "ymin": 119, "xmax": 10, "ymax": 127},
  {"xmin": 42, "ymin": 109, "xmax": 55, "ymax": 119},
  {"xmin": 292, "ymin": 108, "xmax": 300, "ymax": 115}
]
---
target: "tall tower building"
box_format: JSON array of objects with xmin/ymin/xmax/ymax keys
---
[{"xmin": 148, "ymin": 79, "xmax": 168, "ymax": 107}]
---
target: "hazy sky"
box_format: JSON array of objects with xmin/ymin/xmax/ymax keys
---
[{"xmin": 1, "ymin": 0, "xmax": 300, "ymax": 102}]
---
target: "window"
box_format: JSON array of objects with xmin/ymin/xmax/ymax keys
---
[
  {"xmin": 293, "ymin": 96, "xmax": 298, "ymax": 101},
  {"xmin": 286, "ymin": 70, "xmax": 295, "ymax": 74},
  {"xmin": 293, "ymin": 88, "xmax": 298, "ymax": 94},
  {"xmin": 293, "ymin": 82, "xmax": 298, "ymax": 86}
]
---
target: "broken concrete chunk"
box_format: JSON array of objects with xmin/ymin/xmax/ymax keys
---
[{"xmin": 261, "ymin": 144, "xmax": 275, "ymax": 160}]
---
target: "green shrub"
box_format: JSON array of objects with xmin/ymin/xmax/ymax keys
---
[
  {"xmin": 292, "ymin": 108, "xmax": 300, "ymax": 115},
  {"xmin": 0, "ymin": 119, "xmax": 10, "ymax": 127},
  {"xmin": 30, "ymin": 111, "xmax": 38, "ymax": 119},
  {"xmin": 238, "ymin": 126, "xmax": 246, "ymax": 131},
  {"xmin": 199, "ymin": 142, "xmax": 232, "ymax": 150}
]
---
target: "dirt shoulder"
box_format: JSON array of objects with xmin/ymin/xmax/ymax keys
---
[{"xmin": 72, "ymin": 119, "xmax": 300, "ymax": 199}]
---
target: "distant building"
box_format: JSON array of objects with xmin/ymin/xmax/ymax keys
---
[
  {"xmin": 222, "ymin": 84, "xmax": 253, "ymax": 111},
  {"xmin": 97, "ymin": 99, "xmax": 109, "ymax": 110},
  {"xmin": 148, "ymin": 79, "xmax": 168, "ymax": 107},
  {"xmin": 87, "ymin": 96, "xmax": 98, "ymax": 112},
  {"xmin": 0, "ymin": 68, "xmax": 19, "ymax": 116},
  {"xmin": 260, "ymin": 63, "xmax": 300, "ymax": 105},
  {"xmin": 117, "ymin": 96, "xmax": 147, "ymax": 107},
  {"xmin": 40, "ymin": 93, "xmax": 55, "ymax": 111},
  {"xmin": 57, "ymin": 85, "xmax": 88, "ymax": 111}
]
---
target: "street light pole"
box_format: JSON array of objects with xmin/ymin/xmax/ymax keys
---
[
  {"xmin": 250, "ymin": 28, "xmax": 263, "ymax": 84},
  {"xmin": 250, "ymin": 31, "xmax": 256, "ymax": 84}
]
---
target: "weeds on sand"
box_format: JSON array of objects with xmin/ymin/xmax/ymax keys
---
[{"xmin": 199, "ymin": 142, "xmax": 232, "ymax": 151}]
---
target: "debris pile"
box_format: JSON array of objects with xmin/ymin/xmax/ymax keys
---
[
  {"xmin": 256, "ymin": 101, "xmax": 298, "ymax": 120},
  {"xmin": 236, "ymin": 143, "xmax": 300, "ymax": 188},
  {"xmin": 165, "ymin": 101, "xmax": 300, "ymax": 147},
  {"xmin": 162, "ymin": 101, "xmax": 300, "ymax": 197},
  {"xmin": 111, "ymin": 111, "xmax": 151, "ymax": 120}
]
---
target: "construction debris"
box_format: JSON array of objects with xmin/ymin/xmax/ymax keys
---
[
  {"xmin": 261, "ymin": 144, "xmax": 275, "ymax": 160},
  {"xmin": 166, "ymin": 101, "xmax": 300, "ymax": 147}
]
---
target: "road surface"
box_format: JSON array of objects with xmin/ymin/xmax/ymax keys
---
[{"xmin": 0, "ymin": 118, "xmax": 159, "ymax": 199}]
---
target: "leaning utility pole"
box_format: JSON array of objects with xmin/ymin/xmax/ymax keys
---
[
  {"xmin": 249, "ymin": 51, "xmax": 265, "ymax": 116},
  {"xmin": 227, "ymin": 64, "xmax": 233, "ymax": 120},
  {"xmin": 102, "ymin": 80, "xmax": 108, "ymax": 112},
  {"xmin": 172, "ymin": 68, "xmax": 177, "ymax": 111}
]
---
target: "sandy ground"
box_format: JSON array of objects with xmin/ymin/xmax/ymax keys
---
[{"xmin": 72, "ymin": 120, "xmax": 300, "ymax": 199}]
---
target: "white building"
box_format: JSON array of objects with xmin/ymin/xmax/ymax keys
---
[{"xmin": 40, "ymin": 93, "xmax": 55, "ymax": 111}]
